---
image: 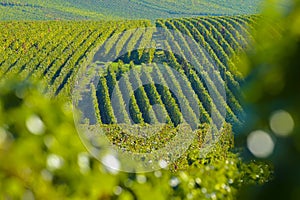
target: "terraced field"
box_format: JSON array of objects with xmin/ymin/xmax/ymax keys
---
[{"xmin": 0, "ymin": 15, "xmax": 257, "ymax": 128}]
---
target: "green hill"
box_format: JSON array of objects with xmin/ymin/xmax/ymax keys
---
[
  {"xmin": 0, "ymin": 0, "xmax": 263, "ymax": 20},
  {"xmin": 64, "ymin": 0, "xmax": 263, "ymax": 19},
  {"xmin": 0, "ymin": 0, "xmax": 105, "ymax": 20}
]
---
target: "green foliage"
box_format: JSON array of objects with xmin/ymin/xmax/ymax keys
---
[
  {"xmin": 96, "ymin": 76, "xmax": 116, "ymax": 124},
  {"xmin": 236, "ymin": 0, "xmax": 300, "ymax": 199},
  {"xmin": 0, "ymin": 78, "xmax": 272, "ymax": 199}
]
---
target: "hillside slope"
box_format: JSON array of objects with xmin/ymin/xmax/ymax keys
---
[
  {"xmin": 0, "ymin": 0, "xmax": 263, "ymax": 20},
  {"xmin": 0, "ymin": 15, "xmax": 257, "ymax": 127},
  {"xmin": 0, "ymin": 0, "xmax": 105, "ymax": 20},
  {"xmin": 65, "ymin": 0, "xmax": 263, "ymax": 19}
]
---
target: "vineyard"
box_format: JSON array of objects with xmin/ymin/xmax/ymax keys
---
[
  {"xmin": 1, "ymin": 0, "xmax": 299, "ymax": 198},
  {"xmin": 0, "ymin": 15, "xmax": 256, "ymax": 129}
]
